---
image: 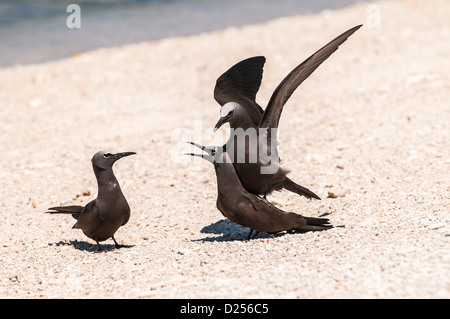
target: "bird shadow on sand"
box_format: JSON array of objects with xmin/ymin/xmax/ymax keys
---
[
  {"xmin": 50, "ymin": 240, "xmax": 134, "ymax": 252},
  {"xmin": 194, "ymin": 219, "xmax": 285, "ymax": 242},
  {"xmin": 195, "ymin": 212, "xmax": 338, "ymax": 242}
]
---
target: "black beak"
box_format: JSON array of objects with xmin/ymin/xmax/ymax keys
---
[
  {"xmin": 213, "ymin": 116, "xmax": 229, "ymax": 133},
  {"xmin": 184, "ymin": 142, "xmax": 213, "ymax": 162},
  {"xmin": 114, "ymin": 152, "xmax": 137, "ymax": 159},
  {"xmin": 186, "ymin": 141, "xmax": 206, "ymax": 151}
]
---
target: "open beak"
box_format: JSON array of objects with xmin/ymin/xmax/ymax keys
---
[
  {"xmin": 184, "ymin": 142, "xmax": 213, "ymax": 162},
  {"xmin": 186, "ymin": 141, "xmax": 206, "ymax": 152}
]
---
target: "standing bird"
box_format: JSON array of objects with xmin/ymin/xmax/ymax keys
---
[
  {"xmin": 213, "ymin": 25, "xmax": 362, "ymax": 200},
  {"xmin": 186, "ymin": 142, "xmax": 332, "ymax": 239},
  {"xmin": 47, "ymin": 150, "xmax": 136, "ymax": 251}
]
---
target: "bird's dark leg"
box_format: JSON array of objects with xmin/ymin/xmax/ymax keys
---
[
  {"xmin": 257, "ymin": 192, "xmax": 268, "ymax": 200},
  {"xmin": 247, "ymin": 230, "xmax": 260, "ymax": 240},
  {"xmin": 95, "ymin": 241, "xmax": 103, "ymax": 252},
  {"xmin": 112, "ymin": 236, "xmax": 123, "ymax": 249},
  {"xmin": 257, "ymin": 194, "xmax": 271, "ymax": 207}
]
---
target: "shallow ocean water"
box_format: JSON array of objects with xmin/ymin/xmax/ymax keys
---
[{"xmin": 0, "ymin": 0, "xmax": 366, "ymax": 67}]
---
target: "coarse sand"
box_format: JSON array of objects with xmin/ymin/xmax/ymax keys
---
[{"xmin": 0, "ymin": 0, "xmax": 448, "ymax": 298}]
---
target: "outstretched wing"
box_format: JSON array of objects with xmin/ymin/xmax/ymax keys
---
[
  {"xmin": 214, "ymin": 56, "xmax": 266, "ymax": 125},
  {"xmin": 259, "ymin": 25, "xmax": 362, "ymax": 130}
]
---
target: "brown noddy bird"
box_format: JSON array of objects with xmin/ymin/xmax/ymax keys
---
[
  {"xmin": 47, "ymin": 150, "xmax": 136, "ymax": 251},
  {"xmin": 186, "ymin": 142, "xmax": 332, "ymax": 239},
  {"xmin": 213, "ymin": 25, "xmax": 362, "ymax": 200}
]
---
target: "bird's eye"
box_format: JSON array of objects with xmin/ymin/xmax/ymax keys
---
[
  {"xmin": 210, "ymin": 149, "xmax": 216, "ymax": 156},
  {"xmin": 228, "ymin": 109, "xmax": 234, "ymax": 116},
  {"xmin": 103, "ymin": 153, "xmax": 112, "ymax": 158}
]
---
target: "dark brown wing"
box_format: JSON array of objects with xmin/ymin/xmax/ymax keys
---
[
  {"xmin": 241, "ymin": 193, "xmax": 307, "ymax": 233},
  {"xmin": 214, "ymin": 56, "xmax": 266, "ymax": 107},
  {"xmin": 214, "ymin": 56, "xmax": 266, "ymax": 125},
  {"xmin": 72, "ymin": 200, "xmax": 99, "ymax": 231},
  {"xmin": 259, "ymin": 24, "xmax": 362, "ymax": 130}
]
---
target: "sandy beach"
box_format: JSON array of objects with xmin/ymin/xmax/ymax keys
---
[{"xmin": 0, "ymin": 0, "xmax": 449, "ymax": 298}]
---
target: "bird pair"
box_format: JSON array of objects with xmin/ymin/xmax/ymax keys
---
[
  {"xmin": 187, "ymin": 25, "xmax": 361, "ymax": 239},
  {"xmin": 47, "ymin": 25, "xmax": 362, "ymax": 251}
]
